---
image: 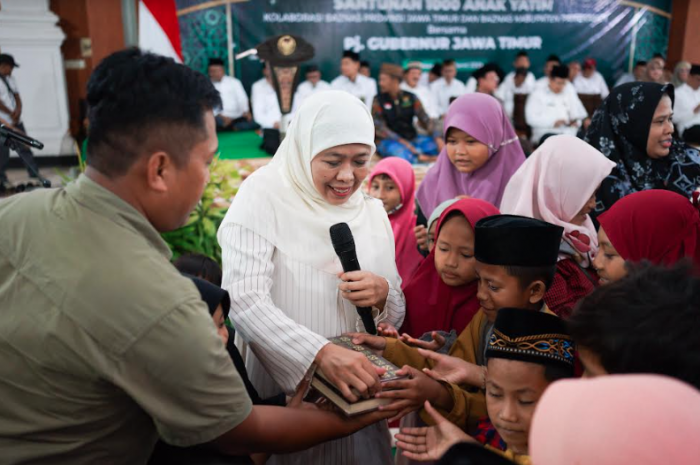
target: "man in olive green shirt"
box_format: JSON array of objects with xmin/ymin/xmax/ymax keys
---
[{"xmin": 0, "ymin": 49, "xmax": 391, "ymax": 464}]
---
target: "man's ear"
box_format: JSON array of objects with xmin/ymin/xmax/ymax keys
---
[
  {"xmin": 528, "ymin": 280, "xmax": 546, "ymax": 305},
  {"xmin": 145, "ymin": 151, "xmax": 173, "ymax": 194}
]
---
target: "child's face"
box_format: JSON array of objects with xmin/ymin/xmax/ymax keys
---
[
  {"xmin": 434, "ymin": 214, "xmax": 477, "ymax": 287},
  {"xmin": 427, "ymin": 222, "xmax": 438, "ymax": 252},
  {"xmin": 369, "ymin": 175, "xmax": 402, "ymax": 214},
  {"xmin": 592, "ymin": 226, "xmax": 627, "ymax": 285},
  {"xmin": 445, "ymin": 127, "xmax": 490, "ymax": 174},
  {"xmin": 475, "ymin": 262, "xmax": 542, "ymax": 322},
  {"xmin": 486, "ymin": 358, "xmax": 551, "ymax": 456},
  {"xmin": 212, "ymin": 304, "xmax": 229, "ymax": 345}
]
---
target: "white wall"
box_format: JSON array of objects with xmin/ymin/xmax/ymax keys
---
[{"xmin": 0, "ymin": 0, "xmax": 74, "ymax": 156}]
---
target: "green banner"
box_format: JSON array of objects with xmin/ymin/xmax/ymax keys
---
[{"xmin": 176, "ymin": 0, "xmax": 671, "ymax": 91}]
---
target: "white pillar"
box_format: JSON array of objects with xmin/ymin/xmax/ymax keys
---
[{"xmin": 0, "ymin": 0, "xmax": 74, "ymax": 156}]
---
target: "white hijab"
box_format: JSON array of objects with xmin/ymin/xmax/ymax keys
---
[{"xmin": 219, "ymin": 91, "xmax": 398, "ymax": 281}]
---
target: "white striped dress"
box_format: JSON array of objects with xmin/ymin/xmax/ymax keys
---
[{"xmin": 220, "ymin": 224, "xmax": 406, "ymax": 465}]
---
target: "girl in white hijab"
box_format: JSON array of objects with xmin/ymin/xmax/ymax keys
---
[{"xmin": 218, "ymin": 91, "xmax": 406, "ymax": 465}]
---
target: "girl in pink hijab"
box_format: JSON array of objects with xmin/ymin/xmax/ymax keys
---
[
  {"xmin": 415, "ymin": 93, "xmax": 525, "ymax": 219},
  {"xmin": 369, "ymin": 157, "xmax": 424, "ymax": 284},
  {"xmin": 530, "ymin": 375, "xmax": 700, "ymax": 465},
  {"xmin": 500, "ymin": 135, "xmax": 615, "ymax": 317}
]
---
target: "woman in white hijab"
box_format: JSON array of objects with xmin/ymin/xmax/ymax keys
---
[{"xmin": 218, "ymin": 91, "xmax": 406, "ymax": 464}]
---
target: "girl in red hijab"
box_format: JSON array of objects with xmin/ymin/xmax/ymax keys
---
[
  {"xmin": 398, "ymin": 198, "xmax": 500, "ymax": 339},
  {"xmin": 369, "ymin": 158, "xmax": 424, "ymax": 285},
  {"xmin": 594, "ymin": 190, "xmax": 700, "ymax": 284}
]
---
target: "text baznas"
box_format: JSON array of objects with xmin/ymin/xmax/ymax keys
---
[{"xmin": 333, "ymin": 0, "xmax": 554, "ymax": 12}]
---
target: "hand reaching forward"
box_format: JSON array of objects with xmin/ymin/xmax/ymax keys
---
[
  {"xmin": 418, "ymin": 348, "xmax": 486, "ymax": 388},
  {"xmin": 394, "ymin": 400, "xmax": 475, "ymax": 462}
]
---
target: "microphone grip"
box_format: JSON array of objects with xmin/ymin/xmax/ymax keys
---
[{"xmin": 337, "ymin": 249, "xmax": 377, "ymax": 335}]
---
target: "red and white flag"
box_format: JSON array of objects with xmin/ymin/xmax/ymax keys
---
[{"xmin": 138, "ymin": 0, "xmax": 183, "ymax": 63}]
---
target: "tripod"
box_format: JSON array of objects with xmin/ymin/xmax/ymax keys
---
[{"xmin": 0, "ymin": 124, "xmax": 51, "ymax": 189}]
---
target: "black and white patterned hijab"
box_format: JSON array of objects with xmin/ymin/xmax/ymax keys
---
[{"xmin": 584, "ymin": 82, "xmax": 700, "ymax": 214}]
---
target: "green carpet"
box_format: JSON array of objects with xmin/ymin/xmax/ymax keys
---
[
  {"xmin": 79, "ymin": 131, "xmax": 271, "ymax": 163},
  {"xmin": 217, "ymin": 130, "xmax": 271, "ymax": 160}
]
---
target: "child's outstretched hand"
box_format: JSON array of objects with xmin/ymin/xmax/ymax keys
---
[
  {"xmin": 377, "ymin": 322, "xmax": 400, "ymax": 338},
  {"xmin": 414, "ymin": 225, "xmax": 429, "ymax": 251},
  {"xmin": 375, "ymin": 366, "xmax": 451, "ymax": 423},
  {"xmin": 394, "ymin": 400, "xmax": 474, "ymax": 462},
  {"xmin": 344, "ymin": 332, "xmax": 387, "ymax": 356},
  {"xmin": 400, "ymin": 331, "xmax": 446, "ymax": 352},
  {"xmin": 418, "ymin": 348, "xmax": 485, "ymax": 388}
]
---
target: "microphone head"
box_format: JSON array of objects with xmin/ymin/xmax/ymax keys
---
[{"xmin": 329, "ymin": 222, "xmax": 355, "ymax": 252}]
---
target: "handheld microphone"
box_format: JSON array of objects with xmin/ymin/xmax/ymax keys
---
[
  {"xmin": 330, "ymin": 223, "xmax": 377, "ymax": 335},
  {"xmin": 0, "ymin": 124, "xmax": 44, "ymax": 150}
]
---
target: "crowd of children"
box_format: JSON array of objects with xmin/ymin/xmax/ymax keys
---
[{"xmin": 180, "ymin": 76, "xmax": 700, "ymax": 464}]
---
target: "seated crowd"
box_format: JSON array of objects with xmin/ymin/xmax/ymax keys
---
[
  {"xmin": 1, "ymin": 46, "xmax": 700, "ymax": 465},
  {"xmin": 210, "ymin": 48, "xmax": 700, "ymax": 159}
]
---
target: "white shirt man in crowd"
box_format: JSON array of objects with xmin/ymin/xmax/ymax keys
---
[
  {"xmin": 674, "ymin": 64, "xmax": 700, "ymax": 137},
  {"xmin": 330, "ymin": 51, "xmax": 377, "ymax": 109},
  {"xmin": 292, "ymin": 64, "xmax": 330, "ymax": 113},
  {"xmin": 573, "ymin": 58, "xmax": 610, "ymax": 98},
  {"xmin": 495, "ymin": 51, "xmax": 537, "ymax": 119},
  {"xmin": 251, "ymin": 63, "xmax": 282, "ymax": 130},
  {"xmin": 359, "ymin": 60, "xmax": 379, "ymax": 94},
  {"xmin": 207, "ymin": 58, "xmax": 258, "ymax": 132},
  {"xmin": 614, "ymin": 60, "xmax": 647, "ymax": 88},
  {"xmin": 430, "ymin": 59, "xmax": 466, "ymax": 118},
  {"xmin": 0, "ymin": 53, "xmax": 39, "ymax": 183},
  {"xmin": 401, "ymin": 61, "xmax": 439, "ymax": 118},
  {"xmin": 473, "ymin": 64, "xmax": 501, "ymax": 96},
  {"xmin": 526, "ymin": 64, "xmax": 588, "ymax": 144}
]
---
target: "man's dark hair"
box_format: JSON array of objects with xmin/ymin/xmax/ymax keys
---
[
  {"xmin": 652, "ymin": 52, "xmax": 665, "ymax": 60},
  {"xmin": 515, "ymin": 50, "xmax": 529, "ymax": 58},
  {"xmin": 546, "ymin": 54, "xmax": 561, "ymax": 64},
  {"xmin": 504, "ymin": 265, "xmax": 557, "ymax": 291},
  {"xmin": 635, "ymin": 60, "xmax": 647, "ymax": 68},
  {"xmin": 360, "ymin": 60, "xmax": 370, "ymax": 68},
  {"xmin": 342, "ymin": 50, "xmax": 360, "ymax": 62},
  {"xmin": 568, "ymin": 261, "xmax": 700, "ymax": 389},
  {"xmin": 305, "ymin": 64, "xmax": 320, "ymax": 74},
  {"xmin": 208, "ymin": 57, "xmax": 225, "ymax": 68},
  {"xmin": 430, "ymin": 63, "xmax": 443, "ymax": 75},
  {"xmin": 86, "ymin": 48, "xmax": 221, "ymax": 177},
  {"xmin": 173, "ymin": 253, "xmax": 222, "ymax": 286},
  {"xmin": 443, "ymin": 59, "xmax": 456, "ymax": 67}
]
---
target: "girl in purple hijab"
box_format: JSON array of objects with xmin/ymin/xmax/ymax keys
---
[{"xmin": 416, "ymin": 93, "xmax": 525, "ymax": 218}]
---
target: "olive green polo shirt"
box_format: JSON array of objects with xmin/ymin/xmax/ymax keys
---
[{"xmin": 0, "ymin": 175, "xmax": 252, "ymax": 464}]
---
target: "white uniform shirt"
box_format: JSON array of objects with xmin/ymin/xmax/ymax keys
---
[
  {"xmin": 674, "ymin": 84, "xmax": 700, "ymax": 135},
  {"xmin": 401, "ymin": 81, "xmax": 439, "ymax": 119},
  {"xmin": 534, "ymin": 76, "xmax": 578, "ymax": 96},
  {"xmin": 220, "ymin": 224, "xmax": 405, "ymax": 465},
  {"xmin": 614, "ymin": 73, "xmax": 635, "ymax": 88},
  {"xmin": 0, "ymin": 75, "xmax": 18, "ymax": 123},
  {"xmin": 330, "ymin": 74, "xmax": 377, "ymax": 109},
  {"xmin": 573, "ymin": 71, "xmax": 610, "ymax": 98},
  {"xmin": 464, "ymin": 76, "xmax": 477, "ymax": 93},
  {"xmin": 212, "ymin": 75, "xmax": 249, "ymax": 119},
  {"xmin": 525, "ymin": 85, "xmax": 588, "ymax": 143},
  {"xmin": 430, "ymin": 77, "xmax": 467, "ymax": 117},
  {"xmin": 495, "ymin": 71, "xmax": 537, "ymax": 118},
  {"xmin": 251, "ymin": 78, "xmax": 282, "ymax": 129},
  {"xmin": 292, "ymin": 79, "xmax": 331, "ymax": 113}
]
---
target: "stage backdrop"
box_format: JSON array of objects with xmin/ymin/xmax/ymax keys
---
[{"xmin": 174, "ymin": 0, "xmax": 671, "ymax": 92}]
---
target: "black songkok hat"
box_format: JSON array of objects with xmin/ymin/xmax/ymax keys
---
[
  {"xmin": 550, "ymin": 64, "xmax": 570, "ymax": 79},
  {"xmin": 208, "ymin": 57, "xmax": 225, "ymax": 67},
  {"xmin": 184, "ymin": 274, "xmax": 231, "ymax": 319},
  {"xmin": 343, "ymin": 50, "xmax": 360, "ymax": 62},
  {"xmin": 474, "ymin": 215, "xmax": 563, "ymax": 266},
  {"xmin": 690, "ymin": 64, "xmax": 700, "ymax": 76},
  {"xmin": 486, "ymin": 308, "xmax": 575, "ymax": 371}
]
